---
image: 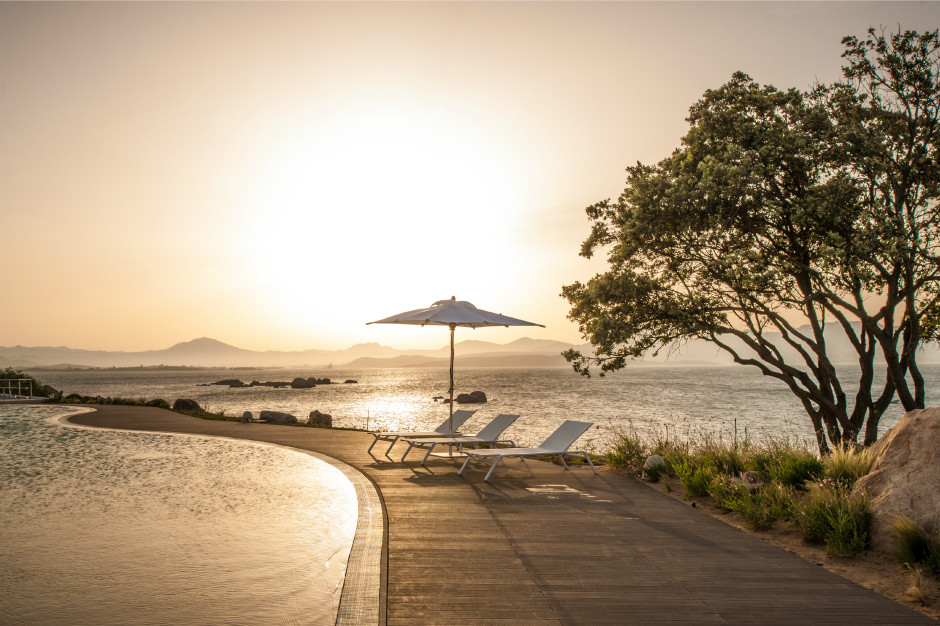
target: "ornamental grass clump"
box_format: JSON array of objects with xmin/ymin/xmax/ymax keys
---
[
  {"xmin": 798, "ymin": 478, "xmax": 871, "ymax": 557},
  {"xmin": 823, "ymin": 446, "xmax": 874, "ymax": 487},
  {"xmin": 893, "ymin": 515, "xmax": 940, "ymax": 577}
]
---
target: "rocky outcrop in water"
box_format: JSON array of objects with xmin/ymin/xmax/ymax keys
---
[
  {"xmin": 173, "ymin": 398, "xmax": 206, "ymax": 414},
  {"xmin": 455, "ymin": 390, "xmax": 487, "ymax": 404},
  {"xmin": 307, "ymin": 410, "xmax": 333, "ymax": 427},
  {"xmin": 854, "ymin": 407, "xmax": 940, "ymax": 552}
]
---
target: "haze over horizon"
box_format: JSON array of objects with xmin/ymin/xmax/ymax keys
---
[{"xmin": 3, "ymin": 2, "xmax": 937, "ymax": 353}]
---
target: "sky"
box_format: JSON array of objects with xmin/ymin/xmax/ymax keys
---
[{"xmin": 2, "ymin": 1, "xmax": 938, "ymax": 352}]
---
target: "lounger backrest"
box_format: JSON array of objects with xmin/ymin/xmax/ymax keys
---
[
  {"xmin": 473, "ymin": 414, "xmax": 519, "ymax": 440},
  {"xmin": 538, "ymin": 420, "xmax": 593, "ymax": 452},
  {"xmin": 433, "ymin": 409, "xmax": 475, "ymax": 434}
]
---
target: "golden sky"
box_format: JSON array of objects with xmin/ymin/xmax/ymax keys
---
[{"xmin": 2, "ymin": 1, "xmax": 937, "ymax": 352}]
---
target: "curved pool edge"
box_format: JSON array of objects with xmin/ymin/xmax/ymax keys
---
[{"xmin": 57, "ymin": 406, "xmax": 386, "ymax": 626}]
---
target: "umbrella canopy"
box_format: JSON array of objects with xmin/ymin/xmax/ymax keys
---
[{"xmin": 368, "ymin": 297, "xmax": 544, "ymax": 437}]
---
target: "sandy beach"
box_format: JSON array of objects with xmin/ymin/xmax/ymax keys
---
[{"xmin": 60, "ymin": 404, "xmax": 939, "ymax": 625}]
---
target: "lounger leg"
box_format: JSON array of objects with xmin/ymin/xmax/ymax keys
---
[
  {"xmin": 483, "ymin": 455, "xmax": 504, "ymax": 482},
  {"xmin": 385, "ymin": 436, "xmax": 399, "ymax": 456},
  {"xmin": 401, "ymin": 441, "xmax": 416, "ymax": 462},
  {"xmin": 557, "ymin": 454, "xmax": 570, "ymax": 469},
  {"xmin": 420, "ymin": 442, "xmax": 440, "ymax": 465},
  {"xmin": 367, "ymin": 435, "xmax": 379, "ymax": 453},
  {"xmin": 582, "ymin": 452, "xmax": 598, "ymax": 474},
  {"xmin": 458, "ymin": 455, "xmax": 473, "ymax": 475}
]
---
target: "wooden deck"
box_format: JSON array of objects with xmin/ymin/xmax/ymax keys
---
[{"xmin": 68, "ymin": 406, "xmax": 935, "ymax": 625}]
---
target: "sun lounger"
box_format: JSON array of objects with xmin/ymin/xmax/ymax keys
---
[
  {"xmin": 458, "ymin": 420, "xmax": 597, "ymax": 481},
  {"xmin": 400, "ymin": 413, "xmax": 520, "ymax": 464},
  {"xmin": 367, "ymin": 409, "xmax": 475, "ymax": 456}
]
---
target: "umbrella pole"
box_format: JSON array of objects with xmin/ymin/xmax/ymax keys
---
[{"xmin": 448, "ymin": 323, "xmax": 455, "ymax": 437}]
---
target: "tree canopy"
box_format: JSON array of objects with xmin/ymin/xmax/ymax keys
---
[{"xmin": 563, "ymin": 27, "xmax": 940, "ymax": 454}]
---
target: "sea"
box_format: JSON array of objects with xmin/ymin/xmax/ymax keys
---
[
  {"xmin": 0, "ymin": 405, "xmax": 357, "ymax": 626},
  {"xmin": 33, "ymin": 363, "xmax": 940, "ymax": 450}
]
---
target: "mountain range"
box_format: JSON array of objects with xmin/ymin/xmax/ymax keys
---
[
  {"xmin": 0, "ymin": 337, "xmax": 599, "ymax": 369},
  {"xmin": 7, "ymin": 326, "xmax": 938, "ymax": 370}
]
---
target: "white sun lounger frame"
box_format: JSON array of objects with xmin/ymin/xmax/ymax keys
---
[
  {"xmin": 458, "ymin": 420, "xmax": 597, "ymax": 481},
  {"xmin": 400, "ymin": 413, "xmax": 520, "ymax": 464},
  {"xmin": 367, "ymin": 409, "xmax": 475, "ymax": 456}
]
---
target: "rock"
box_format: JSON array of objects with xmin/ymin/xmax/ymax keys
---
[
  {"xmin": 455, "ymin": 390, "xmax": 487, "ymax": 404},
  {"xmin": 316, "ymin": 378, "xmax": 332, "ymax": 385},
  {"xmin": 240, "ymin": 411, "xmax": 253, "ymax": 424},
  {"xmin": 344, "ymin": 379, "xmax": 358, "ymax": 384},
  {"xmin": 642, "ymin": 455, "xmax": 666, "ymax": 481},
  {"xmin": 291, "ymin": 377, "xmax": 317, "ymax": 389},
  {"xmin": 259, "ymin": 410, "xmax": 298, "ymax": 425},
  {"xmin": 173, "ymin": 399, "xmax": 206, "ymax": 414},
  {"xmin": 307, "ymin": 410, "xmax": 333, "ymax": 427},
  {"xmin": 212, "ymin": 379, "xmax": 243, "ymax": 386},
  {"xmin": 104, "ymin": 396, "xmax": 112, "ymax": 405},
  {"xmin": 853, "ymin": 407, "xmax": 940, "ymax": 553}
]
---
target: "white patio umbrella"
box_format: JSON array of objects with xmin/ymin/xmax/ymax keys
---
[{"xmin": 367, "ymin": 296, "xmax": 544, "ymax": 437}]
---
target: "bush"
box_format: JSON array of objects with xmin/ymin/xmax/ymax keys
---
[
  {"xmin": 823, "ymin": 446, "xmax": 874, "ymax": 487},
  {"xmin": 767, "ymin": 450, "xmax": 824, "ymax": 489},
  {"xmin": 606, "ymin": 428, "xmax": 648, "ymax": 470},
  {"xmin": 893, "ymin": 515, "xmax": 940, "ymax": 576},
  {"xmin": 673, "ymin": 458, "xmax": 713, "ymax": 498},
  {"xmin": 798, "ymin": 479, "xmax": 871, "ymax": 557}
]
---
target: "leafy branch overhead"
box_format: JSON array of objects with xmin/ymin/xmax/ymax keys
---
[{"xmin": 563, "ymin": 27, "xmax": 940, "ymax": 455}]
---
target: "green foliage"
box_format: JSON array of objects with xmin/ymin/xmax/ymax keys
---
[
  {"xmin": 893, "ymin": 516, "xmax": 940, "ymax": 577},
  {"xmin": 766, "ymin": 451, "xmax": 825, "ymax": 490},
  {"xmin": 562, "ymin": 27, "xmax": 940, "ymax": 456},
  {"xmin": 605, "ymin": 427, "xmax": 649, "ymax": 470},
  {"xmin": 823, "ymin": 446, "xmax": 874, "ymax": 487},
  {"xmin": 797, "ymin": 479, "xmax": 871, "ymax": 557},
  {"xmin": 672, "ymin": 458, "xmax": 713, "ymax": 498},
  {"xmin": 708, "ymin": 476, "xmax": 794, "ymax": 531}
]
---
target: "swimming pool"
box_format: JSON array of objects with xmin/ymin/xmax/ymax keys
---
[{"xmin": 0, "ymin": 405, "xmax": 359, "ymax": 625}]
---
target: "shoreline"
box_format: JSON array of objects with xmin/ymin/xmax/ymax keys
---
[{"xmin": 65, "ymin": 405, "xmax": 936, "ymax": 625}]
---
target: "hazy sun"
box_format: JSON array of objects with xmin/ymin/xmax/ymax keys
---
[{"xmin": 224, "ymin": 92, "xmax": 532, "ymax": 340}]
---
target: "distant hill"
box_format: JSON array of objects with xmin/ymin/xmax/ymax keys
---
[
  {"xmin": 0, "ymin": 337, "xmax": 595, "ymax": 369},
  {"xmin": 9, "ymin": 325, "xmax": 930, "ymax": 370}
]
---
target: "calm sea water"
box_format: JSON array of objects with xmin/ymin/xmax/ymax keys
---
[
  {"xmin": 34, "ymin": 364, "xmax": 940, "ymax": 450},
  {"xmin": 0, "ymin": 405, "xmax": 357, "ymax": 626}
]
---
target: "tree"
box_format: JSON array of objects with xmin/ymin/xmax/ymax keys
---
[{"xmin": 562, "ymin": 28, "xmax": 940, "ymax": 455}]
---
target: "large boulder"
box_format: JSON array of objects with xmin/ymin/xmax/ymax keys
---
[
  {"xmin": 291, "ymin": 377, "xmax": 317, "ymax": 389},
  {"xmin": 172, "ymin": 399, "xmax": 206, "ymax": 414},
  {"xmin": 307, "ymin": 410, "xmax": 333, "ymax": 427},
  {"xmin": 259, "ymin": 410, "xmax": 298, "ymax": 425},
  {"xmin": 853, "ymin": 407, "xmax": 940, "ymax": 552},
  {"xmin": 455, "ymin": 390, "xmax": 487, "ymax": 404},
  {"xmin": 240, "ymin": 411, "xmax": 253, "ymax": 424}
]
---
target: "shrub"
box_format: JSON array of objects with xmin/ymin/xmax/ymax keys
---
[
  {"xmin": 823, "ymin": 446, "xmax": 874, "ymax": 487},
  {"xmin": 798, "ymin": 479, "xmax": 871, "ymax": 557},
  {"xmin": 760, "ymin": 483, "xmax": 798, "ymax": 522},
  {"xmin": 606, "ymin": 427, "xmax": 648, "ymax": 470},
  {"xmin": 673, "ymin": 457, "xmax": 713, "ymax": 498},
  {"xmin": 893, "ymin": 515, "xmax": 940, "ymax": 577},
  {"xmin": 767, "ymin": 450, "xmax": 824, "ymax": 489}
]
